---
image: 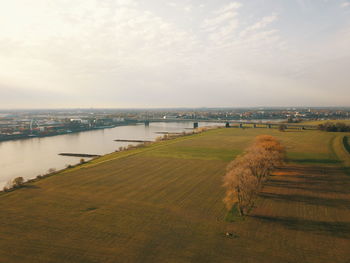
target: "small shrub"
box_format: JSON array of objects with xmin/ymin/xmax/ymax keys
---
[
  {"xmin": 318, "ymin": 122, "xmax": 350, "ymax": 132},
  {"xmin": 278, "ymin": 124, "xmax": 286, "ymax": 132},
  {"xmin": 127, "ymin": 144, "xmax": 136, "ymax": 149},
  {"xmin": 7, "ymin": 177, "xmax": 25, "ymax": 189},
  {"xmin": 155, "ymin": 136, "xmax": 164, "ymax": 142},
  {"xmin": 48, "ymin": 168, "xmax": 56, "ymax": 174}
]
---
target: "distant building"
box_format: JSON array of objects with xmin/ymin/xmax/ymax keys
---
[
  {"xmin": 163, "ymin": 115, "xmax": 178, "ymax": 119},
  {"xmin": 70, "ymin": 118, "xmax": 83, "ymax": 123},
  {"xmin": 113, "ymin": 117, "xmax": 125, "ymax": 122}
]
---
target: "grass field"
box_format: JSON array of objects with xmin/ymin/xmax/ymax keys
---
[
  {"xmin": 0, "ymin": 128, "xmax": 350, "ymax": 262},
  {"xmin": 301, "ymin": 119, "xmax": 350, "ymax": 125}
]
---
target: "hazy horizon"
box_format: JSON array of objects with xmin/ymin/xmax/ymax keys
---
[
  {"xmin": 1, "ymin": 0, "xmax": 350, "ymax": 108},
  {"xmin": 1, "ymin": 106, "xmax": 350, "ymax": 111}
]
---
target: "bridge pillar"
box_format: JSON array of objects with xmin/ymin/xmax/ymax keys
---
[
  {"xmin": 193, "ymin": 122, "xmax": 198, "ymax": 129},
  {"xmin": 144, "ymin": 120, "xmax": 150, "ymax": 126},
  {"xmin": 225, "ymin": 122, "xmax": 230, "ymax": 128}
]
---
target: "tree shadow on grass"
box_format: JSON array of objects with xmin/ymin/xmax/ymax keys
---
[
  {"xmin": 270, "ymin": 166, "xmax": 350, "ymax": 193},
  {"xmin": 343, "ymin": 167, "xmax": 350, "ymax": 176},
  {"xmin": 275, "ymin": 166, "xmax": 344, "ymax": 173},
  {"xmin": 276, "ymin": 166, "xmax": 342, "ymax": 172},
  {"xmin": 259, "ymin": 192, "xmax": 350, "ymax": 209},
  {"xmin": 294, "ymin": 173, "xmax": 348, "ymax": 182},
  {"xmin": 251, "ymin": 215, "xmax": 350, "ymax": 239},
  {"xmin": 23, "ymin": 184, "xmax": 40, "ymax": 188},
  {"xmin": 288, "ymin": 159, "xmax": 341, "ymax": 164},
  {"xmin": 265, "ymin": 180, "xmax": 350, "ymax": 195}
]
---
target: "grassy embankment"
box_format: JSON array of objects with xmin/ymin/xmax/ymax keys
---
[
  {"xmin": 0, "ymin": 128, "xmax": 350, "ymax": 262},
  {"xmin": 301, "ymin": 119, "xmax": 350, "ymax": 125}
]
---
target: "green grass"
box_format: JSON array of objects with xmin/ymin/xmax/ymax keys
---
[
  {"xmin": 0, "ymin": 128, "xmax": 350, "ymax": 262},
  {"xmin": 225, "ymin": 205, "xmax": 245, "ymax": 222},
  {"xmin": 344, "ymin": 136, "xmax": 350, "ymax": 154},
  {"xmin": 301, "ymin": 120, "xmax": 350, "ymax": 125}
]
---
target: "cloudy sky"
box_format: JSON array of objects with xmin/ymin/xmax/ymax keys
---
[{"xmin": 0, "ymin": 0, "xmax": 349, "ymax": 108}]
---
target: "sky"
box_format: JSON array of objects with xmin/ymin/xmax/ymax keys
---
[{"xmin": 0, "ymin": 0, "xmax": 349, "ymax": 108}]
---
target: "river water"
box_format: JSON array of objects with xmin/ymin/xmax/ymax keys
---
[{"xmin": 0, "ymin": 122, "xmax": 223, "ymax": 188}]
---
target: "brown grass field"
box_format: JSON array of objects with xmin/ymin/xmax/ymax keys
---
[{"xmin": 0, "ymin": 128, "xmax": 350, "ymax": 262}]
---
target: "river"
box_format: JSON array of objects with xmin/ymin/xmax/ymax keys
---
[{"xmin": 0, "ymin": 122, "xmax": 223, "ymax": 188}]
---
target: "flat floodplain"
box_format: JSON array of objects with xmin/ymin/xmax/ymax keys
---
[{"xmin": 0, "ymin": 128, "xmax": 350, "ymax": 262}]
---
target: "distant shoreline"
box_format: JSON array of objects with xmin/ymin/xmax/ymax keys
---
[{"xmin": 0, "ymin": 122, "xmax": 137, "ymax": 143}]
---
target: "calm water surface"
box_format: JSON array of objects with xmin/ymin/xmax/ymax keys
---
[{"xmin": 0, "ymin": 122, "xmax": 223, "ymax": 188}]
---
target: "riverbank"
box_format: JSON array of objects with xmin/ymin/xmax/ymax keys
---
[
  {"xmin": 0, "ymin": 128, "xmax": 349, "ymax": 262},
  {"xmin": 0, "ymin": 121, "xmax": 138, "ymax": 143},
  {"xmin": 0, "ymin": 127, "xmax": 213, "ymax": 192},
  {"xmin": 0, "ymin": 122, "xmax": 223, "ymax": 188}
]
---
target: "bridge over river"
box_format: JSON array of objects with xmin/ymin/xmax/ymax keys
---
[{"xmin": 135, "ymin": 118, "xmax": 318, "ymax": 130}]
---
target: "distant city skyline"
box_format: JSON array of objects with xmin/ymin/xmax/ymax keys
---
[{"xmin": 1, "ymin": 0, "xmax": 350, "ymax": 108}]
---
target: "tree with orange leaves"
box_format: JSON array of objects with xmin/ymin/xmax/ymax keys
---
[
  {"xmin": 223, "ymin": 135, "xmax": 285, "ymax": 216},
  {"xmin": 223, "ymin": 156, "xmax": 259, "ymax": 216}
]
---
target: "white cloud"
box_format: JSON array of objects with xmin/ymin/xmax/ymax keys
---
[
  {"xmin": 203, "ymin": 11, "xmax": 238, "ymax": 30},
  {"xmin": 215, "ymin": 2, "xmax": 242, "ymax": 14},
  {"xmin": 0, "ymin": 0, "xmax": 198, "ymax": 94},
  {"xmin": 202, "ymin": 2, "xmax": 241, "ymax": 33},
  {"xmin": 0, "ymin": 0, "xmax": 349, "ymax": 107},
  {"xmin": 239, "ymin": 15, "xmax": 278, "ymax": 37},
  {"xmin": 184, "ymin": 5, "xmax": 192, "ymax": 12},
  {"xmin": 341, "ymin": 2, "xmax": 350, "ymax": 7},
  {"xmin": 248, "ymin": 15, "xmax": 278, "ymax": 31},
  {"xmin": 203, "ymin": 4, "xmax": 280, "ymax": 53}
]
